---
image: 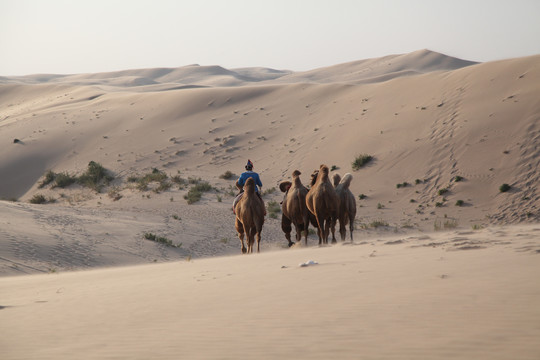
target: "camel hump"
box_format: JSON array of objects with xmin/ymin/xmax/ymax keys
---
[
  {"xmin": 332, "ymin": 173, "xmax": 341, "ymax": 187},
  {"xmin": 339, "ymin": 173, "xmax": 353, "ymax": 189},
  {"xmin": 244, "ymin": 177, "xmax": 256, "ymax": 194}
]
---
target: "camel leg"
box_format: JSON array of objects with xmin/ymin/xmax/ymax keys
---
[
  {"xmin": 235, "ymin": 218, "xmax": 246, "ymax": 254},
  {"xmin": 330, "ymin": 215, "xmax": 337, "ymax": 244},
  {"xmin": 339, "ymin": 217, "xmax": 347, "ymax": 241},
  {"xmin": 281, "ymin": 214, "xmax": 294, "ymax": 247},
  {"xmin": 256, "ymin": 230, "xmax": 261, "ymax": 253},
  {"xmin": 349, "ymin": 214, "xmax": 355, "ymax": 242}
]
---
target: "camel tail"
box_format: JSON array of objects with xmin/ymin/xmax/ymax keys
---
[{"xmin": 339, "ymin": 173, "xmax": 353, "ymax": 190}]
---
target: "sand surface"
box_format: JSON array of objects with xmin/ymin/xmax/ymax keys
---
[{"xmin": 1, "ymin": 49, "xmax": 539, "ymax": 358}]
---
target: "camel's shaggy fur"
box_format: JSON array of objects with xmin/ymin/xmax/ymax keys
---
[
  {"xmin": 234, "ymin": 177, "xmax": 265, "ymax": 253},
  {"xmin": 279, "ymin": 170, "xmax": 310, "ymax": 247},
  {"xmin": 305, "ymin": 164, "xmax": 339, "ymax": 244},
  {"xmin": 333, "ymin": 173, "xmax": 357, "ymax": 242}
]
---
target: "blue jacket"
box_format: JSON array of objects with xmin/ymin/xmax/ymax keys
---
[{"xmin": 237, "ymin": 171, "xmax": 262, "ymax": 193}]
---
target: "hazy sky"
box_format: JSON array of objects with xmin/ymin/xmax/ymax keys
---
[{"xmin": 1, "ymin": 0, "xmax": 539, "ymax": 76}]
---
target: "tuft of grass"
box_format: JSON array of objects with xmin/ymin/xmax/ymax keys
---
[
  {"xmin": 39, "ymin": 170, "xmax": 57, "ymax": 188},
  {"xmin": 144, "ymin": 232, "xmax": 181, "ymax": 248},
  {"xmin": 454, "ymin": 176, "xmax": 464, "ymax": 182},
  {"xmin": 108, "ymin": 186, "xmax": 122, "ymax": 201},
  {"xmin": 434, "ymin": 218, "xmax": 458, "ymax": 231},
  {"xmin": 53, "ymin": 172, "xmax": 77, "ymax": 188},
  {"xmin": 30, "ymin": 194, "xmax": 48, "ymax": 204},
  {"xmin": 438, "ymin": 188, "xmax": 449, "ymax": 196},
  {"xmin": 396, "ymin": 182, "xmax": 409, "ymax": 189},
  {"xmin": 219, "ymin": 171, "xmax": 235, "ymax": 180},
  {"xmin": 77, "ymin": 161, "xmax": 113, "ymax": 192},
  {"xmin": 330, "ymin": 165, "xmax": 339, "ymax": 171},
  {"xmin": 369, "ymin": 220, "xmax": 389, "ymax": 228},
  {"xmin": 455, "ymin": 200, "xmax": 464, "ymax": 207},
  {"xmin": 499, "ymin": 183, "xmax": 511, "ymax": 193},
  {"xmin": 358, "ymin": 194, "xmax": 367, "ymax": 200},
  {"xmin": 267, "ymin": 200, "xmax": 281, "ymax": 219},
  {"xmin": 352, "ymin": 154, "xmax": 373, "ymax": 171},
  {"xmin": 262, "ymin": 187, "xmax": 276, "ymax": 196},
  {"xmin": 377, "ymin": 203, "xmax": 384, "ymax": 209},
  {"xmin": 184, "ymin": 181, "xmax": 213, "ymax": 204}
]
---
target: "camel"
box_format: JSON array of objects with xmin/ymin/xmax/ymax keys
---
[
  {"xmin": 234, "ymin": 177, "xmax": 265, "ymax": 253},
  {"xmin": 305, "ymin": 164, "xmax": 339, "ymax": 245},
  {"xmin": 333, "ymin": 173, "xmax": 357, "ymax": 242},
  {"xmin": 279, "ymin": 170, "xmax": 310, "ymax": 247}
]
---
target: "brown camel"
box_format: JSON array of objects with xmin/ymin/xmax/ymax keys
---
[
  {"xmin": 305, "ymin": 164, "xmax": 339, "ymax": 245},
  {"xmin": 333, "ymin": 173, "xmax": 357, "ymax": 242},
  {"xmin": 234, "ymin": 177, "xmax": 265, "ymax": 253},
  {"xmin": 279, "ymin": 170, "xmax": 310, "ymax": 247}
]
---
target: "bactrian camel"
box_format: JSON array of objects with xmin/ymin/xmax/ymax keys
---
[
  {"xmin": 279, "ymin": 170, "xmax": 310, "ymax": 247},
  {"xmin": 305, "ymin": 164, "xmax": 339, "ymax": 244},
  {"xmin": 333, "ymin": 173, "xmax": 357, "ymax": 242},
  {"xmin": 234, "ymin": 177, "xmax": 265, "ymax": 253}
]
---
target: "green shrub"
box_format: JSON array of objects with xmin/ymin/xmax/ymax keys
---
[
  {"xmin": 39, "ymin": 170, "xmax": 57, "ymax": 188},
  {"xmin": 30, "ymin": 194, "xmax": 47, "ymax": 204},
  {"xmin": 78, "ymin": 161, "xmax": 113, "ymax": 191},
  {"xmin": 454, "ymin": 176, "xmax": 464, "ymax": 182},
  {"xmin": 53, "ymin": 172, "xmax": 77, "ymax": 188},
  {"xmin": 358, "ymin": 194, "xmax": 367, "ymax": 200},
  {"xmin": 219, "ymin": 171, "xmax": 235, "ymax": 180},
  {"xmin": 499, "ymin": 183, "xmax": 511, "ymax": 192},
  {"xmin": 267, "ymin": 200, "xmax": 281, "ymax": 219},
  {"xmin": 352, "ymin": 154, "xmax": 373, "ymax": 170},
  {"xmin": 438, "ymin": 188, "xmax": 449, "ymax": 196},
  {"xmin": 455, "ymin": 200, "xmax": 464, "ymax": 207},
  {"xmin": 184, "ymin": 181, "xmax": 213, "ymax": 204},
  {"xmin": 143, "ymin": 233, "xmax": 181, "ymax": 248},
  {"xmin": 396, "ymin": 182, "xmax": 409, "ymax": 189}
]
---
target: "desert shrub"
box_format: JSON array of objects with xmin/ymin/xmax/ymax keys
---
[
  {"xmin": 39, "ymin": 170, "xmax": 57, "ymax": 188},
  {"xmin": 330, "ymin": 165, "xmax": 339, "ymax": 171},
  {"xmin": 184, "ymin": 181, "xmax": 212, "ymax": 204},
  {"xmin": 435, "ymin": 202, "xmax": 444, "ymax": 207},
  {"xmin": 267, "ymin": 200, "xmax": 281, "ymax": 219},
  {"xmin": 415, "ymin": 179, "xmax": 422, "ymax": 185},
  {"xmin": 30, "ymin": 194, "xmax": 47, "ymax": 204},
  {"xmin": 434, "ymin": 218, "xmax": 458, "ymax": 231},
  {"xmin": 396, "ymin": 182, "xmax": 409, "ymax": 189},
  {"xmin": 358, "ymin": 194, "xmax": 367, "ymax": 200},
  {"xmin": 455, "ymin": 200, "xmax": 464, "ymax": 207},
  {"xmin": 499, "ymin": 183, "xmax": 511, "ymax": 192},
  {"xmin": 78, "ymin": 161, "xmax": 113, "ymax": 191},
  {"xmin": 262, "ymin": 187, "xmax": 276, "ymax": 196},
  {"xmin": 352, "ymin": 154, "xmax": 373, "ymax": 170},
  {"xmin": 369, "ymin": 220, "xmax": 388, "ymax": 228},
  {"xmin": 377, "ymin": 203, "xmax": 384, "ymax": 209},
  {"xmin": 53, "ymin": 172, "xmax": 77, "ymax": 188},
  {"xmin": 143, "ymin": 232, "xmax": 181, "ymax": 248},
  {"xmin": 219, "ymin": 171, "xmax": 235, "ymax": 180},
  {"xmin": 454, "ymin": 176, "xmax": 464, "ymax": 182},
  {"xmin": 108, "ymin": 186, "xmax": 122, "ymax": 201},
  {"xmin": 438, "ymin": 188, "xmax": 449, "ymax": 196}
]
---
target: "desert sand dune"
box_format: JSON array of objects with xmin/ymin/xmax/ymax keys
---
[{"xmin": 0, "ymin": 50, "xmax": 539, "ymax": 359}]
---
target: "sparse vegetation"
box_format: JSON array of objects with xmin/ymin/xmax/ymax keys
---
[
  {"xmin": 352, "ymin": 154, "xmax": 373, "ymax": 170},
  {"xmin": 434, "ymin": 218, "xmax": 458, "ymax": 231},
  {"xmin": 30, "ymin": 194, "xmax": 48, "ymax": 204},
  {"xmin": 369, "ymin": 220, "xmax": 389, "ymax": 228},
  {"xmin": 267, "ymin": 200, "xmax": 281, "ymax": 219},
  {"xmin": 219, "ymin": 171, "xmax": 235, "ymax": 180},
  {"xmin": 377, "ymin": 203, "xmax": 384, "ymax": 209},
  {"xmin": 39, "ymin": 161, "xmax": 113, "ymax": 192},
  {"xmin": 454, "ymin": 176, "xmax": 464, "ymax": 182},
  {"xmin": 438, "ymin": 188, "xmax": 449, "ymax": 196},
  {"xmin": 262, "ymin": 187, "xmax": 276, "ymax": 196},
  {"xmin": 144, "ymin": 232, "xmax": 181, "ymax": 248},
  {"xmin": 455, "ymin": 200, "xmax": 464, "ymax": 207},
  {"xmin": 358, "ymin": 194, "xmax": 367, "ymax": 200},
  {"xmin": 499, "ymin": 183, "xmax": 511, "ymax": 193},
  {"xmin": 184, "ymin": 181, "xmax": 213, "ymax": 204},
  {"xmin": 396, "ymin": 182, "xmax": 409, "ymax": 189},
  {"xmin": 330, "ymin": 165, "xmax": 339, "ymax": 171}
]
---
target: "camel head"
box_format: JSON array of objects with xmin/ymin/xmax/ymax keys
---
[
  {"xmin": 310, "ymin": 170, "xmax": 319, "ymax": 186},
  {"xmin": 292, "ymin": 170, "xmax": 301, "ymax": 178},
  {"xmin": 279, "ymin": 181, "xmax": 292, "ymax": 193}
]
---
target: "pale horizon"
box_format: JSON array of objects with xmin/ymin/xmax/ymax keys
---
[{"xmin": 1, "ymin": 0, "xmax": 540, "ymax": 76}]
